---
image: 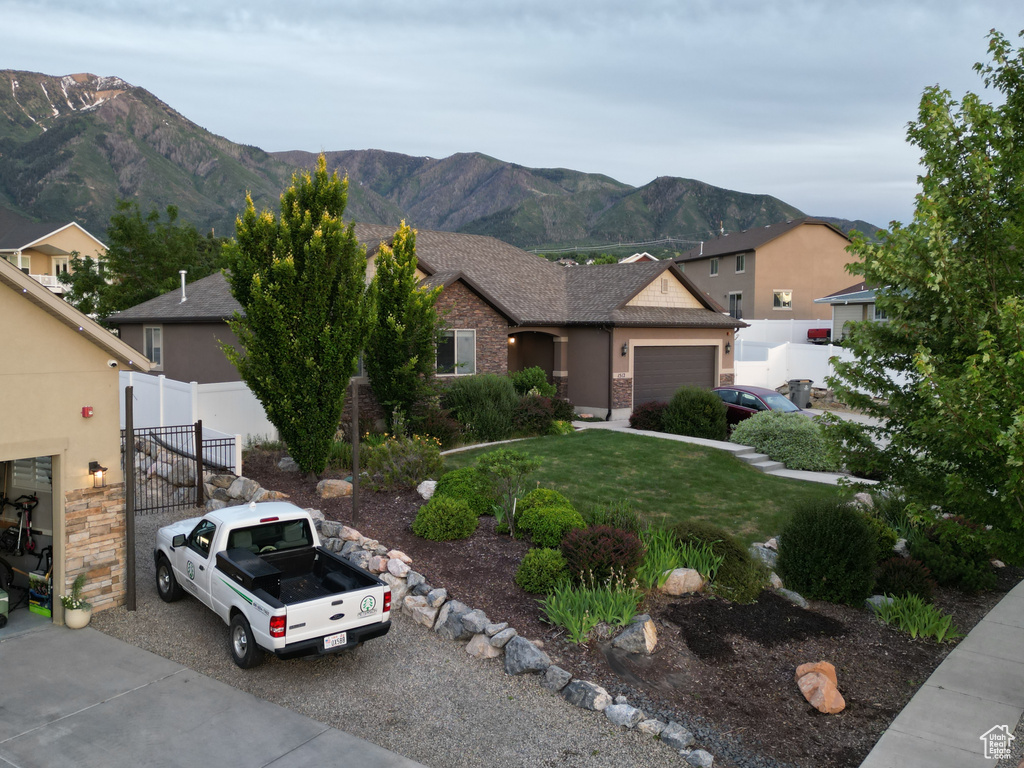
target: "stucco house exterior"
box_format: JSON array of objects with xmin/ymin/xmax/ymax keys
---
[
  {"xmin": 0, "ymin": 256, "xmax": 151, "ymax": 627},
  {"xmin": 813, "ymin": 281, "xmax": 885, "ymax": 339},
  {"xmin": 673, "ymin": 217, "xmax": 855, "ymax": 322},
  {"xmin": 0, "ymin": 208, "xmax": 107, "ymax": 295},
  {"xmin": 111, "ymin": 224, "xmax": 744, "ymax": 420}
]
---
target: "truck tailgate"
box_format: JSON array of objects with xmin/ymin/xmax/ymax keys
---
[{"xmin": 283, "ymin": 583, "xmax": 387, "ymax": 646}]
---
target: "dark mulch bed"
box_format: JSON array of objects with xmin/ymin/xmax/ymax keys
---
[{"xmin": 243, "ymin": 448, "xmax": 1022, "ymax": 768}]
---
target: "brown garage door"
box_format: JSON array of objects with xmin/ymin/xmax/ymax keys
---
[{"xmin": 633, "ymin": 346, "xmax": 716, "ymax": 405}]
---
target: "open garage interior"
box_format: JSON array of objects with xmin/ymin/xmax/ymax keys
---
[
  {"xmin": 0, "ymin": 457, "xmax": 56, "ymax": 635},
  {"xmin": 633, "ymin": 345, "xmax": 717, "ymax": 406}
]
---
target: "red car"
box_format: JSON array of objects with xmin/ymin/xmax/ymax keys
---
[{"xmin": 711, "ymin": 385, "xmax": 808, "ymax": 426}]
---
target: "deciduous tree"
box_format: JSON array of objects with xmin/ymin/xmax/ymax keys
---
[{"xmin": 223, "ymin": 156, "xmax": 370, "ymax": 475}]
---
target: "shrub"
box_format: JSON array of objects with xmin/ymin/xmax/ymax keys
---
[
  {"xmin": 561, "ymin": 525, "xmax": 644, "ymax": 583},
  {"xmin": 872, "ymin": 492, "xmax": 918, "ymax": 539},
  {"xmin": 776, "ymin": 498, "xmax": 878, "ymax": 605},
  {"xmin": 909, "ymin": 517, "xmax": 996, "ymax": 593},
  {"xmin": 550, "ymin": 397, "xmax": 576, "ymax": 422},
  {"xmin": 671, "ymin": 519, "xmax": 765, "ymax": 603},
  {"xmin": 510, "ymin": 366, "xmax": 557, "ymax": 397},
  {"xmin": 434, "ymin": 467, "xmax": 494, "ymax": 517},
  {"xmin": 409, "ymin": 403, "xmax": 463, "ymax": 450},
  {"xmin": 515, "ymin": 548, "xmax": 569, "ymax": 594},
  {"xmin": 636, "ymin": 527, "xmax": 725, "ymax": 588},
  {"xmin": 730, "ymin": 411, "xmax": 841, "ymax": 471},
  {"xmin": 440, "ymin": 374, "xmax": 518, "ymax": 442},
  {"xmin": 875, "ymin": 557, "xmax": 937, "ymax": 602},
  {"xmin": 516, "ymin": 489, "xmax": 586, "ymax": 547},
  {"xmin": 538, "ymin": 572, "xmax": 642, "ymax": 643},
  {"xmin": 662, "ymin": 386, "xmax": 728, "ymax": 441},
  {"xmin": 580, "ymin": 499, "xmax": 643, "ymax": 534},
  {"xmin": 411, "ymin": 496, "xmax": 478, "ymax": 541},
  {"xmin": 629, "ymin": 400, "xmax": 667, "ymax": 431},
  {"xmin": 325, "ymin": 438, "xmax": 352, "ymax": 470},
  {"xmin": 364, "ymin": 434, "xmax": 444, "ymax": 490},
  {"xmin": 549, "ymin": 420, "xmax": 576, "ymax": 436},
  {"xmin": 513, "ymin": 394, "xmax": 555, "ymax": 436},
  {"xmin": 873, "ymin": 593, "xmax": 963, "ymax": 642},
  {"xmin": 476, "ymin": 449, "xmax": 542, "ymax": 536},
  {"xmin": 861, "ymin": 512, "xmax": 900, "ymax": 563}
]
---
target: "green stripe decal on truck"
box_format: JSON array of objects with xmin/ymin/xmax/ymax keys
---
[{"xmin": 220, "ymin": 578, "xmax": 254, "ymax": 605}]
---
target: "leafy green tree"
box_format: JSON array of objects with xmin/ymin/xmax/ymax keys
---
[
  {"xmin": 829, "ymin": 30, "xmax": 1024, "ymax": 555},
  {"xmin": 92, "ymin": 200, "xmax": 224, "ymax": 317},
  {"xmin": 364, "ymin": 221, "xmax": 442, "ymax": 427},
  {"xmin": 223, "ymin": 156, "xmax": 370, "ymax": 475},
  {"xmin": 57, "ymin": 252, "xmax": 106, "ymax": 316}
]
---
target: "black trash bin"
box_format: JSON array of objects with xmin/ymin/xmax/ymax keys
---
[{"xmin": 787, "ymin": 379, "xmax": 812, "ymax": 409}]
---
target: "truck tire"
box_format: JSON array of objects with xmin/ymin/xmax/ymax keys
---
[
  {"xmin": 156, "ymin": 556, "xmax": 184, "ymax": 603},
  {"xmin": 230, "ymin": 614, "xmax": 264, "ymax": 669}
]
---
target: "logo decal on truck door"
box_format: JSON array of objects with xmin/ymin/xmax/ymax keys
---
[
  {"xmin": 187, "ymin": 561, "xmax": 195, "ymax": 580},
  {"xmin": 359, "ymin": 595, "xmax": 376, "ymax": 615}
]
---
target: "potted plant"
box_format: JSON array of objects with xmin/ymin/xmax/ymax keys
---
[{"xmin": 60, "ymin": 573, "xmax": 92, "ymax": 629}]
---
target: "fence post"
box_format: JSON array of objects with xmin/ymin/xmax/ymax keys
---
[
  {"xmin": 234, "ymin": 435, "xmax": 243, "ymax": 477},
  {"xmin": 124, "ymin": 385, "xmax": 137, "ymax": 612},
  {"xmin": 158, "ymin": 374, "xmax": 167, "ymax": 426},
  {"xmin": 194, "ymin": 420, "xmax": 205, "ymax": 507},
  {"xmin": 191, "ymin": 381, "xmax": 199, "ymax": 424}
]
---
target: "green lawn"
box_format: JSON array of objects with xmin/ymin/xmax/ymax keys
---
[{"xmin": 443, "ymin": 430, "xmax": 845, "ymax": 545}]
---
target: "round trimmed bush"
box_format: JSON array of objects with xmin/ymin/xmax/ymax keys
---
[
  {"xmin": 510, "ymin": 366, "xmax": 557, "ymax": 397},
  {"xmin": 909, "ymin": 517, "xmax": 996, "ymax": 593},
  {"xmin": 411, "ymin": 496, "xmax": 478, "ymax": 541},
  {"xmin": 516, "ymin": 488, "xmax": 585, "ymax": 547},
  {"xmin": 560, "ymin": 525, "xmax": 644, "ymax": 583},
  {"xmin": 629, "ymin": 401, "xmax": 667, "ymax": 431},
  {"xmin": 434, "ymin": 467, "xmax": 494, "ymax": 517},
  {"xmin": 550, "ymin": 397, "xmax": 576, "ymax": 422},
  {"xmin": 513, "ymin": 394, "xmax": 555, "ymax": 436},
  {"xmin": 515, "ymin": 548, "xmax": 569, "ymax": 594},
  {"xmin": 776, "ymin": 498, "xmax": 878, "ymax": 605},
  {"xmin": 672, "ymin": 519, "xmax": 765, "ymax": 603},
  {"xmin": 730, "ymin": 411, "xmax": 841, "ymax": 471},
  {"xmin": 875, "ymin": 557, "xmax": 937, "ymax": 602},
  {"xmin": 662, "ymin": 386, "xmax": 728, "ymax": 441}
]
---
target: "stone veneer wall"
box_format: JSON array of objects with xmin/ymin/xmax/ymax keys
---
[
  {"xmin": 436, "ymin": 281, "xmax": 508, "ymax": 375},
  {"xmin": 719, "ymin": 372, "xmax": 735, "ymax": 386},
  {"xmin": 612, "ymin": 378, "xmax": 632, "ymax": 410},
  {"xmin": 64, "ymin": 484, "xmax": 126, "ymax": 613}
]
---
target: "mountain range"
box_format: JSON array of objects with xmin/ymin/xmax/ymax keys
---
[{"xmin": 0, "ymin": 71, "xmax": 880, "ymax": 252}]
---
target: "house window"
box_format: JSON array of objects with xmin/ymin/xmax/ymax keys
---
[
  {"xmin": 661, "ymin": 278, "xmax": 669, "ymax": 293},
  {"xmin": 735, "ymin": 253, "xmax": 745, "ymax": 273},
  {"xmin": 12, "ymin": 456, "xmax": 52, "ymax": 492},
  {"xmin": 2, "ymin": 252, "xmax": 31, "ymax": 273},
  {"xmin": 773, "ymin": 290, "xmax": 793, "ymax": 310},
  {"xmin": 728, "ymin": 292, "xmax": 743, "ymax": 320},
  {"xmin": 873, "ymin": 305, "xmax": 888, "ymax": 321},
  {"xmin": 53, "ymin": 256, "xmax": 69, "ymax": 276},
  {"xmin": 437, "ymin": 330, "xmax": 476, "ymax": 375},
  {"xmin": 144, "ymin": 325, "xmax": 163, "ymax": 369},
  {"xmin": 710, "ymin": 258, "xmax": 719, "ymax": 277}
]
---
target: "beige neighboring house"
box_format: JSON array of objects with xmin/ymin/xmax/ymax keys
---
[
  {"xmin": 0, "ymin": 208, "xmax": 107, "ymax": 295},
  {"xmin": 0, "ymin": 256, "xmax": 150, "ymax": 626},
  {"xmin": 674, "ymin": 217, "xmax": 855, "ymax": 321}
]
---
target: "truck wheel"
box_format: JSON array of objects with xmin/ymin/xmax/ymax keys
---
[
  {"xmin": 230, "ymin": 614, "xmax": 264, "ymax": 669},
  {"xmin": 156, "ymin": 556, "xmax": 184, "ymax": 603}
]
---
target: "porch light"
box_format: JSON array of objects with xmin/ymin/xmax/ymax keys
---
[
  {"xmin": 89, "ymin": 461, "xmax": 108, "ymax": 488},
  {"xmin": 725, "ymin": 342, "xmax": 731, "ymax": 354},
  {"xmin": 621, "ymin": 341, "xmax": 628, "ymax": 357},
  {"xmin": 508, "ymin": 336, "xmax": 515, "ymax": 345}
]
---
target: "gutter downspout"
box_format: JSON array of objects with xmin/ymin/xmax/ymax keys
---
[{"xmin": 603, "ymin": 325, "xmax": 614, "ymax": 421}]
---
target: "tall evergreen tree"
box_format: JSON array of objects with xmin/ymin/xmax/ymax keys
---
[
  {"xmin": 223, "ymin": 156, "xmax": 370, "ymax": 475},
  {"xmin": 829, "ymin": 30, "xmax": 1024, "ymax": 554},
  {"xmin": 365, "ymin": 222, "xmax": 442, "ymax": 426}
]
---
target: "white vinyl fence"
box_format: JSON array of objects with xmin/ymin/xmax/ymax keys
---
[
  {"xmin": 735, "ymin": 318, "xmax": 832, "ymax": 345},
  {"xmin": 734, "ymin": 340, "xmax": 908, "ymax": 393},
  {"xmin": 120, "ymin": 372, "xmax": 279, "ymax": 445}
]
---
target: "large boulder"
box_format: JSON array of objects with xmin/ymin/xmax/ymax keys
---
[
  {"xmin": 611, "ymin": 616, "xmax": 658, "ymax": 655},
  {"xmin": 604, "ymin": 703, "xmax": 644, "ymax": 728},
  {"xmin": 795, "ymin": 661, "xmax": 846, "ymax": 714},
  {"xmin": 503, "ymin": 636, "xmax": 551, "ymax": 675},
  {"xmin": 660, "ymin": 722, "xmax": 696, "ymax": 750},
  {"xmin": 660, "ymin": 568, "xmax": 705, "ymax": 596},
  {"xmin": 561, "ymin": 680, "xmax": 611, "ymax": 711},
  {"xmin": 435, "ymin": 600, "xmax": 473, "ymax": 640},
  {"xmin": 317, "ymin": 479, "xmax": 353, "ymax": 498},
  {"xmin": 465, "ymin": 633, "xmax": 502, "ymax": 659}
]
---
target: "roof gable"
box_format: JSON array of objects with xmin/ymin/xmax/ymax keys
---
[
  {"xmin": 676, "ymin": 217, "xmax": 849, "ymax": 262},
  {"xmin": 0, "ymin": 208, "xmax": 106, "ymax": 253}
]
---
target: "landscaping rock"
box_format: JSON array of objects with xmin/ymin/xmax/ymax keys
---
[
  {"xmin": 403, "ymin": 595, "xmax": 440, "ymax": 628},
  {"xmin": 277, "ymin": 456, "xmax": 300, "ymax": 472},
  {"xmin": 435, "ymin": 600, "xmax": 473, "ymax": 641},
  {"xmin": 660, "ymin": 722, "xmax": 695, "ymax": 750},
  {"xmin": 465, "ymin": 633, "xmax": 502, "ymax": 659},
  {"xmin": 316, "ymin": 478, "xmax": 352, "ymax": 498},
  {"xmin": 686, "ymin": 749, "xmax": 715, "ymax": 767},
  {"xmin": 795, "ymin": 661, "xmax": 838, "ymax": 686},
  {"xmin": 865, "ymin": 595, "xmax": 895, "ymax": 613},
  {"xmin": 852, "ymin": 492, "xmax": 874, "ymax": 510},
  {"xmin": 380, "ymin": 572, "xmax": 409, "ymax": 603},
  {"xmin": 637, "ymin": 719, "xmax": 666, "ymax": 737},
  {"xmin": 894, "ymin": 538, "xmax": 909, "ymax": 557},
  {"xmin": 426, "ymin": 587, "xmax": 447, "ymax": 608},
  {"xmin": 485, "ymin": 621, "xmax": 508, "ymax": 636},
  {"xmin": 339, "ymin": 526, "xmax": 362, "ymax": 541},
  {"xmin": 541, "ymin": 665, "xmax": 572, "ymax": 692},
  {"xmin": 777, "ymin": 588, "xmax": 808, "ymax": 609},
  {"xmin": 489, "ymin": 627, "xmax": 517, "ymax": 648},
  {"xmin": 387, "ymin": 558, "xmax": 411, "ymax": 578},
  {"xmin": 765, "ymin": 537, "xmax": 779, "ymax": 551},
  {"xmin": 412, "ymin": 582, "xmax": 431, "ymax": 596},
  {"xmin": 340, "ymin": 540, "xmax": 362, "ymax": 558},
  {"xmin": 604, "ymin": 703, "xmax": 644, "ymax": 728},
  {"xmin": 227, "ymin": 475, "xmax": 261, "ymax": 501},
  {"xmin": 503, "ymin": 636, "xmax": 551, "ymax": 675},
  {"xmin": 749, "ymin": 543, "xmax": 778, "ymax": 569},
  {"xmin": 417, "ymin": 480, "xmax": 437, "ymax": 500},
  {"xmin": 406, "ymin": 570, "xmax": 426, "ymax": 589},
  {"xmin": 611, "ymin": 616, "xmax": 658, "ymax": 655},
  {"xmin": 387, "ymin": 549, "xmax": 412, "ymax": 564},
  {"xmin": 660, "ymin": 568, "xmax": 705, "ymax": 595},
  {"xmin": 561, "ymin": 680, "xmax": 612, "ymax": 711},
  {"xmin": 461, "ymin": 609, "xmax": 490, "ymax": 635},
  {"xmin": 795, "ymin": 661, "xmax": 845, "ymax": 714},
  {"xmin": 769, "ymin": 571, "xmax": 784, "ymax": 590}
]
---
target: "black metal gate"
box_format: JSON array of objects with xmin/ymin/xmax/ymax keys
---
[{"xmin": 121, "ymin": 421, "xmax": 237, "ymax": 514}]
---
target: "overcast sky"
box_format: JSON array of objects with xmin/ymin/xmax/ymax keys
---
[{"xmin": 4, "ymin": 1, "xmax": 1023, "ymax": 230}]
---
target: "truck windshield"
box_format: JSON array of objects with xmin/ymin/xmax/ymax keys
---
[{"xmin": 227, "ymin": 520, "xmax": 312, "ymax": 554}]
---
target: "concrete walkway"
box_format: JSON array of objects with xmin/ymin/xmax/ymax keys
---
[
  {"xmin": 572, "ymin": 418, "xmax": 865, "ymax": 486},
  {"xmin": 858, "ymin": 577, "xmax": 1024, "ymax": 767},
  {"xmin": 0, "ymin": 623, "xmax": 423, "ymax": 768}
]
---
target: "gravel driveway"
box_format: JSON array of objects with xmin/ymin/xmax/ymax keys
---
[{"xmin": 92, "ymin": 508, "xmax": 692, "ymax": 768}]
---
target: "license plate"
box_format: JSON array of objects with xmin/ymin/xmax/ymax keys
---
[{"xmin": 323, "ymin": 631, "xmax": 347, "ymax": 650}]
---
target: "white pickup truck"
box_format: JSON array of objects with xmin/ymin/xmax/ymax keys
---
[{"xmin": 153, "ymin": 501, "xmax": 391, "ymax": 668}]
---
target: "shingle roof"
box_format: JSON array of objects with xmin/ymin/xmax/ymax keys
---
[
  {"xmin": 0, "ymin": 207, "xmax": 105, "ymax": 252},
  {"xmin": 675, "ymin": 217, "xmax": 848, "ymax": 262},
  {"xmin": 814, "ymin": 281, "xmax": 877, "ymax": 304},
  {"xmin": 106, "ymin": 271, "xmax": 241, "ymax": 323}
]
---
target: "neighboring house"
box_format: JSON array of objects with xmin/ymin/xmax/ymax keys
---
[
  {"xmin": 813, "ymin": 281, "xmax": 886, "ymax": 339},
  {"xmin": 620, "ymin": 252, "xmax": 658, "ymax": 263},
  {"xmin": 111, "ymin": 224, "xmax": 744, "ymax": 420},
  {"xmin": 0, "ymin": 208, "xmax": 107, "ymax": 295},
  {"xmin": 673, "ymin": 217, "xmax": 854, "ymax": 321},
  {"xmin": 0, "ymin": 256, "xmax": 151, "ymax": 626}
]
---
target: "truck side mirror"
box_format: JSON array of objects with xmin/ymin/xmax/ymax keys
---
[{"xmin": 172, "ymin": 534, "xmax": 186, "ymax": 548}]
